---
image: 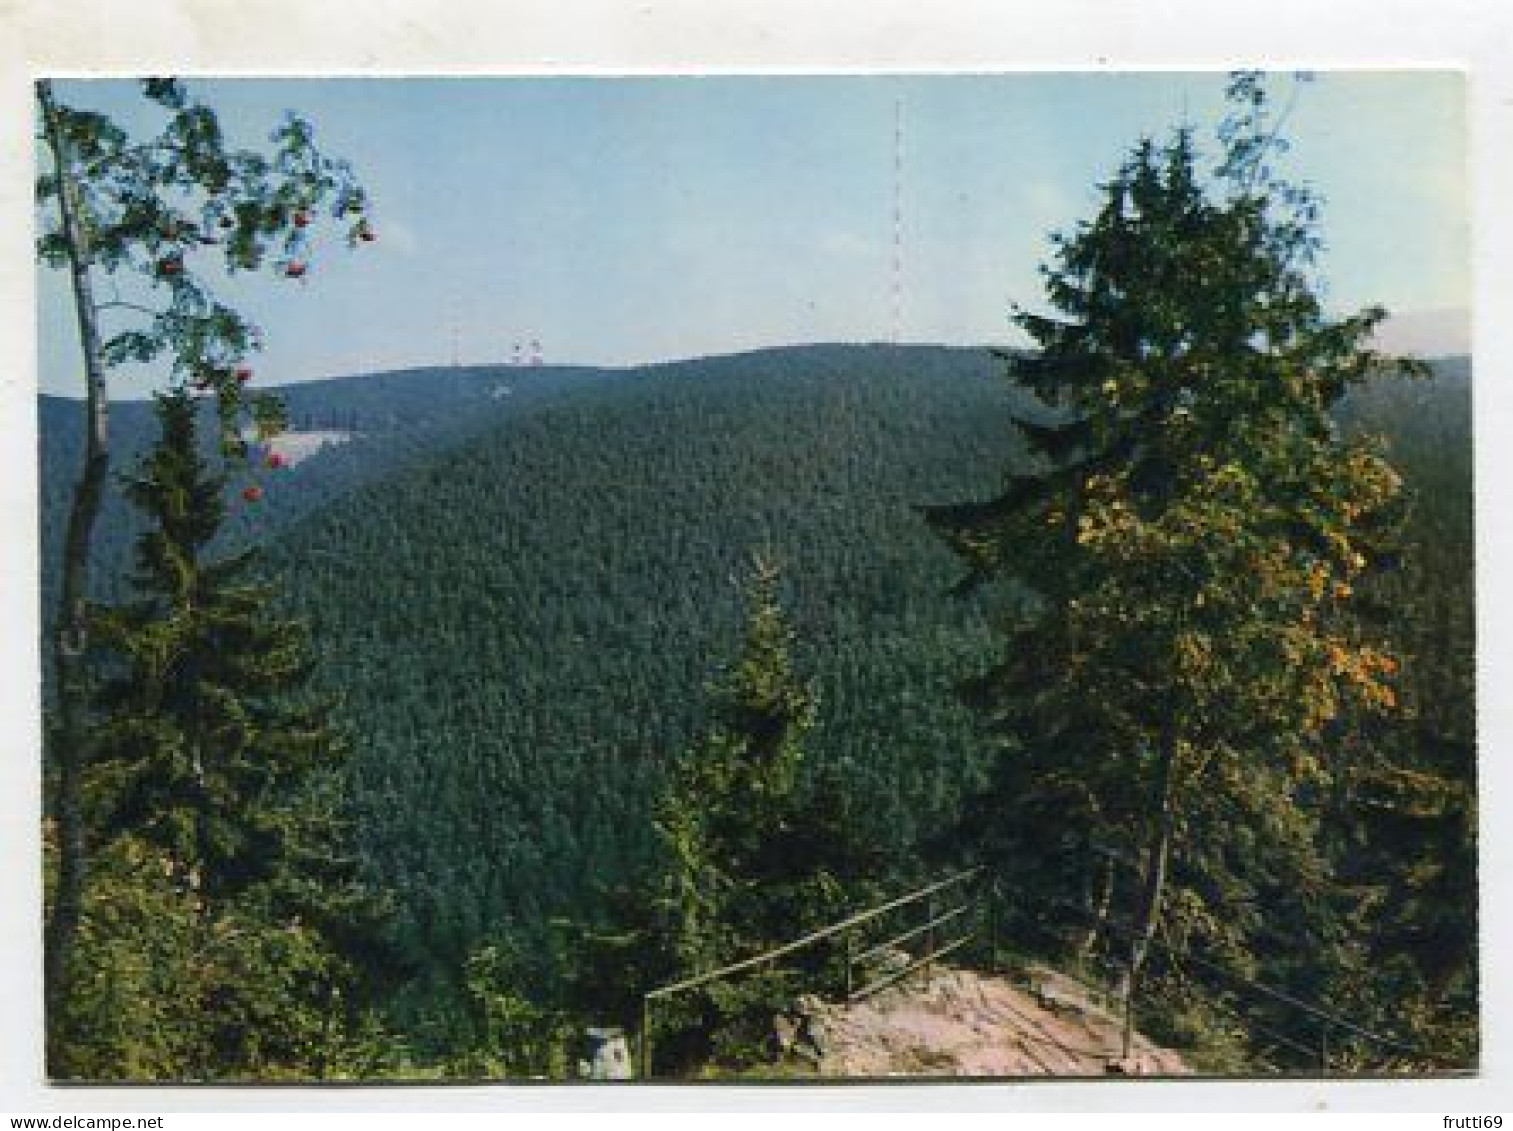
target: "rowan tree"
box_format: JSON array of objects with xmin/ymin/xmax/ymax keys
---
[{"xmin": 36, "ymin": 76, "xmax": 372, "ymax": 1053}]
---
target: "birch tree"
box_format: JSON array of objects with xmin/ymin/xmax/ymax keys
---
[{"xmin": 36, "ymin": 77, "xmax": 371, "ymax": 1050}]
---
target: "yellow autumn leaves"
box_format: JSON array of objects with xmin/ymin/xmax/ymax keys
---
[{"xmin": 1043, "ymin": 439, "xmax": 1404, "ymax": 747}]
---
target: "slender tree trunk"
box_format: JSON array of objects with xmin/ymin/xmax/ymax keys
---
[
  {"xmin": 1077, "ymin": 856, "xmax": 1115, "ymax": 960},
  {"xmin": 1126, "ymin": 765, "xmax": 1175, "ymax": 986},
  {"xmin": 38, "ymin": 79, "xmax": 111, "ymax": 1070},
  {"xmin": 1117, "ymin": 724, "xmax": 1180, "ymax": 1056}
]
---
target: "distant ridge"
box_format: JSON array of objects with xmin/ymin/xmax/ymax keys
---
[{"xmin": 1370, "ymin": 307, "xmax": 1470, "ymax": 359}]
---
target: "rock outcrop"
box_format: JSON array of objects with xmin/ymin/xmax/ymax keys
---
[{"xmin": 774, "ymin": 963, "xmax": 1190, "ymax": 1078}]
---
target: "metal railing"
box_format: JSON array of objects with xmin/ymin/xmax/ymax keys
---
[
  {"xmin": 1017, "ymin": 848, "xmax": 1425, "ymax": 1074},
  {"xmin": 637, "ymin": 854, "xmax": 1423, "ymax": 1077},
  {"xmin": 639, "ymin": 867, "xmax": 986, "ymax": 1077}
]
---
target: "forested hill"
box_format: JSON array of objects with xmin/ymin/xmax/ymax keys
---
[
  {"xmin": 263, "ymin": 344, "xmax": 1026, "ymax": 972},
  {"xmin": 40, "ymin": 345, "xmax": 1472, "ymax": 999},
  {"xmin": 39, "ymin": 360, "xmax": 641, "ymax": 615},
  {"xmin": 249, "ymin": 345, "xmax": 1468, "ymax": 989}
]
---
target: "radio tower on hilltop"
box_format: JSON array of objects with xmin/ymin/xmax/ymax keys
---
[{"xmin": 891, "ymin": 95, "xmax": 905, "ymax": 346}]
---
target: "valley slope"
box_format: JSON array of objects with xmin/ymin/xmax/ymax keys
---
[{"xmin": 40, "ymin": 345, "xmax": 1473, "ymax": 1003}]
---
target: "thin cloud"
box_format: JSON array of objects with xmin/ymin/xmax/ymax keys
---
[
  {"xmin": 374, "ymin": 217, "xmax": 419, "ymax": 256},
  {"xmin": 820, "ymin": 230, "xmax": 875, "ymax": 257}
]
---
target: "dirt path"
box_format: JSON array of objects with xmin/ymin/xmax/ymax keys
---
[{"xmin": 775, "ymin": 963, "xmax": 1190, "ymax": 1078}]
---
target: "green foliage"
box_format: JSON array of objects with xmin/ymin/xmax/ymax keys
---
[
  {"xmin": 455, "ymin": 942, "xmax": 577, "ymax": 1078},
  {"xmin": 51, "ymin": 833, "xmax": 330, "ymax": 1080},
  {"xmin": 927, "ymin": 73, "xmax": 1470, "ymax": 1067},
  {"xmin": 90, "ymin": 391, "xmax": 346, "ymax": 899},
  {"xmin": 655, "ymin": 554, "xmax": 816, "ymax": 957},
  {"xmin": 36, "ymin": 77, "xmax": 369, "ymax": 441},
  {"xmin": 52, "ymin": 390, "xmax": 391, "ymax": 1080},
  {"xmin": 570, "ymin": 557, "xmax": 873, "ymax": 1074},
  {"xmin": 50, "ymin": 828, "xmax": 402, "ymax": 1082}
]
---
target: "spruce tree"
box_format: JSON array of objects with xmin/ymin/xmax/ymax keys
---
[
  {"xmin": 91, "ymin": 390, "xmax": 333, "ymax": 896},
  {"xmin": 62, "ymin": 388, "xmax": 387, "ymax": 1079},
  {"xmin": 571, "ymin": 554, "xmax": 872, "ymax": 1072},
  {"xmin": 927, "ymin": 74, "xmax": 1417, "ymax": 1028}
]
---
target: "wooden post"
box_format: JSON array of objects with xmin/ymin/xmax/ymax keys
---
[
  {"xmin": 924, "ymin": 892, "xmax": 937, "ymax": 979},
  {"xmin": 640, "ymin": 996, "xmax": 652, "ymax": 1080},
  {"xmin": 986, "ymin": 879, "xmax": 999, "ymax": 976},
  {"xmin": 843, "ymin": 928, "xmax": 854, "ymax": 1000},
  {"xmin": 1319, "ymin": 1022, "xmax": 1330, "ymax": 1075}
]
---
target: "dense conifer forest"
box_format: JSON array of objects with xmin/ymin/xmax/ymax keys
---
[{"xmin": 39, "ymin": 344, "xmax": 1474, "ymax": 1071}]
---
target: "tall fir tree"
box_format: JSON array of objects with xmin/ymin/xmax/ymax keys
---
[
  {"xmin": 926, "ymin": 73, "xmax": 1421, "ymax": 1045},
  {"xmin": 91, "ymin": 389, "xmax": 337, "ymax": 898},
  {"xmin": 56, "ymin": 388, "xmax": 389, "ymax": 1079},
  {"xmin": 657, "ymin": 552, "xmax": 817, "ymax": 959},
  {"xmin": 568, "ymin": 554, "xmax": 875, "ymax": 1073}
]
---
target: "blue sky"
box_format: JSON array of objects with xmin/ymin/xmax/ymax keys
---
[{"xmin": 36, "ymin": 71, "xmax": 1467, "ymax": 397}]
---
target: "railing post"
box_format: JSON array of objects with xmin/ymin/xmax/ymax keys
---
[
  {"xmin": 924, "ymin": 891, "xmax": 937, "ymax": 979},
  {"xmin": 986, "ymin": 878, "xmax": 999, "ymax": 976},
  {"xmin": 640, "ymin": 995, "xmax": 652, "ymax": 1080},
  {"xmin": 1319, "ymin": 1022, "xmax": 1330, "ymax": 1075},
  {"xmin": 843, "ymin": 928, "xmax": 854, "ymax": 1001},
  {"xmin": 1121, "ymin": 967, "xmax": 1137, "ymax": 1063}
]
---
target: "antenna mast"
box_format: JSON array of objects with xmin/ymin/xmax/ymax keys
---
[
  {"xmin": 448, "ymin": 291, "xmax": 461, "ymax": 368},
  {"xmin": 892, "ymin": 95, "xmax": 905, "ymax": 345}
]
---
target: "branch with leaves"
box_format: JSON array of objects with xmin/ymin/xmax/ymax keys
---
[{"xmin": 37, "ymin": 76, "xmax": 374, "ymax": 1071}]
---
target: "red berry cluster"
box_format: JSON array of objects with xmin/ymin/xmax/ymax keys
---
[
  {"xmin": 157, "ymin": 200, "xmax": 377, "ymax": 283},
  {"xmin": 243, "ymin": 447, "xmax": 292, "ymax": 505},
  {"xmin": 191, "ymin": 363, "xmax": 254, "ymax": 392},
  {"xmin": 279, "ymin": 205, "xmax": 378, "ymax": 278}
]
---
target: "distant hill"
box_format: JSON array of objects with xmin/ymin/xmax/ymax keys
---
[
  {"xmin": 265, "ymin": 346, "xmax": 1471, "ymax": 976},
  {"xmin": 1369, "ymin": 307, "xmax": 1470, "ymax": 359},
  {"xmin": 38, "ymin": 361, "xmax": 642, "ymax": 617}
]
